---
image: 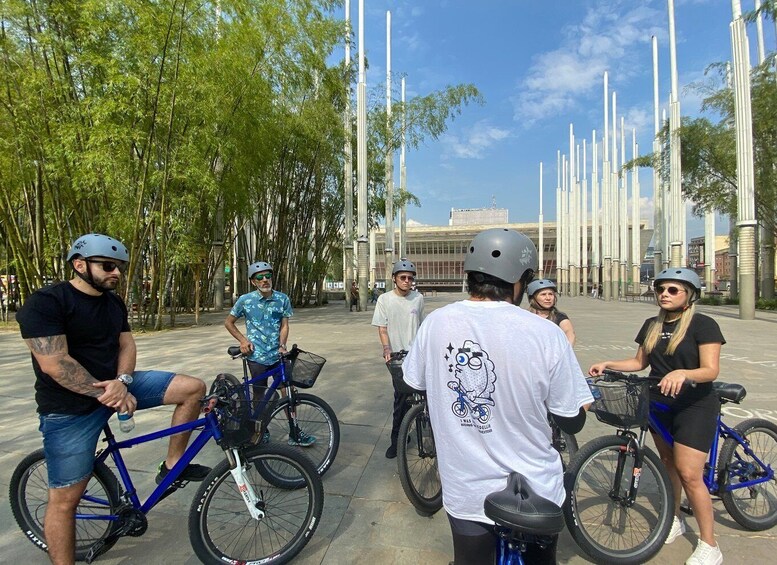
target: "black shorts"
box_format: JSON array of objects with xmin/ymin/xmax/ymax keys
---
[{"xmin": 650, "ymin": 391, "xmax": 719, "ymax": 452}]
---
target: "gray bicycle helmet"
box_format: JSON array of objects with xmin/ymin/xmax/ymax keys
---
[
  {"xmin": 654, "ymin": 268, "xmax": 702, "ymax": 301},
  {"xmin": 67, "ymin": 233, "xmax": 129, "ymax": 262},
  {"xmin": 527, "ymin": 279, "xmax": 557, "ymax": 297},
  {"xmin": 248, "ymin": 261, "xmax": 273, "ymax": 279},
  {"xmin": 392, "ymin": 258, "xmax": 416, "ymax": 275},
  {"xmin": 463, "ymin": 228, "xmax": 538, "ymax": 284}
]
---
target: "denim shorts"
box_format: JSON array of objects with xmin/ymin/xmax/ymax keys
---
[{"xmin": 39, "ymin": 370, "xmax": 175, "ymax": 488}]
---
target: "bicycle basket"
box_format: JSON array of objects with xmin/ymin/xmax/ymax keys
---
[
  {"xmin": 589, "ymin": 377, "xmax": 650, "ymax": 429},
  {"xmin": 289, "ymin": 349, "xmax": 327, "ymax": 388},
  {"xmin": 211, "ymin": 375, "xmax": 278, "ymax": 448}
]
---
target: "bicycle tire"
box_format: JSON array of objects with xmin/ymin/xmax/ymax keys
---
[
  {"xmin": 563, "ymin": 435, "xmax": 673, "ymax": 565},
  {"xmin": 189, "ymin": 443, "xmax": 323, "ymax": 565},
  {"xmin": 397, "ymin": 402, "xmax": 442, "ymax": 515},
  {"xmin": 719, "ymin": 418, "xmax": 777, "ymax": 530},
  {"xmin": 261, "ymin": 393, "xmax": 340, "ymax": 477},
  {"xmin": 9, "ymin": 448, "xmax": 121, "ymax": 561}
]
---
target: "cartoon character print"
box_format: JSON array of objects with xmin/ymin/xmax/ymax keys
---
[{"xmin": 446, "ymin": 340, "xmax": 496, "ymax": 424}]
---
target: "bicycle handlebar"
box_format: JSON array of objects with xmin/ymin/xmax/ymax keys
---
[
  {"xmin": 600, "ymin": 369, "xmax": 696, "ymax": 389},
  {"xmin": 226, "ymin": 343, "xmax": 300, "ymax": 360}
]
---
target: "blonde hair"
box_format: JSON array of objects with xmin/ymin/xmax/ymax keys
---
[{"xmin": 642, "ymin": 282, "xmax": 696, "ymax": 355}]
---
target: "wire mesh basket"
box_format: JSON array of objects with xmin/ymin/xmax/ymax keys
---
[
  {"xmin": 588, "ymin": 377, "xmax": 650, "ymax": 429},
  {"xmin": 289, "ymin": 349, "xmax": 327, "ymax": 388}
]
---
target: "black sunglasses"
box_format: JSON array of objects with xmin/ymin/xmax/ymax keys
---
[
  {"xmin": 253, "ymin": 273, "xmax": 273, "ymax": 281},
  {"xmin": 86, "ymin": 259, "xmax": 127, "ymax": 274},
  {"xmin": 654, "ymin": 285, "xmax": 686, "ymax": 296}
]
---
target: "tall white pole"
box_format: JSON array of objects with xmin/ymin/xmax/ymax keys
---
[
  {"xmin": 620, "ymin": 116, "xmax": 628, "ymax": 289},
  {"xmin": 343, "ymin": 0, "xmax": 354, "ymax": 307},
  {"xmin": 562, "ymin": 155, "xmax": 569, "ymax": 295},
  {"xmin": 731, "ymin": 0, "xmax": 757, "ymax": 319},
  {"xmin": 556, "ymin": 151, "xmax": 562, "ymax": 284},
  {"xmin": 582, "ymin": 139, "xmax": 589, "ymax": 294},
  {"xmin": 662, "ymin": 107, "xmax": 669, "ymax": 268},
  {"xmin": 755, "ymin": 0, "xmax": 774, "ymax": 299},
  {"xmin": 602, "ymin": 72, "xmax": 612, "ymax": 300},
  {"xmin": 399, "ymin": 76, "xmax": 407, "ymax": 260},
  {"xmin": 668, "ymin": 0, "xmax": 684, "ymax": 268},
  {"xmin": 651, "ymin": 35, "xmax": 663, "ymax": 277},
  {"xmin": 356, "ymin": 0, "xmax": 368, "ymax": 312},
  {"xmin": 569, "ymin": 124, "xmax": 576, "ymax": 296},
  {"xmin": 384, "ymin": 11, "xmax": 394, "ymax": 289},
  {"xmin": 632, "ymin": 129, "xmax": 641, "ymax": 287},
  {"xmin": 592, "ymin": 130, "xmax": 599, "ymax": 297},
  {"xmin": 611, "ymin": 91, "xmax": 620, "ymax": 298},
  {"xmin": 539, "ymin": 162, "xmax": 544, "ymax": 279}
]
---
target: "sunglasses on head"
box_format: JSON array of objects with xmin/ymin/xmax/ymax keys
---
[
  {"xmin": 397, "ymin": 275, "xmax": 415, "ymax": 281},
  {"xmin": 253, "ymin": 273, "xmax": 273, "ymax": 281},
  {"xmin": 654, "ymin": 285, "xmax": 686, "ymax": 296},
  {"xmin": 86, "ymin": 259, "xmax": 126, "ymax": 274}
]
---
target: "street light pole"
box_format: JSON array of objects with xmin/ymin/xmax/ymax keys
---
[
  {"xmin": 356, "ymin": 0, "xmax": 368, "ymax": 312},
  {"xmin": 343, "ymin": 0, "xmax": 354, "ymax": 308}
]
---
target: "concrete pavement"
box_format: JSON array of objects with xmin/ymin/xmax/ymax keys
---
[{"xmin": 1, "ymin": 293, "xmax": 776, "ymax": 564}]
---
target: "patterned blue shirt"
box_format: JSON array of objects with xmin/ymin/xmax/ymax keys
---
[{"xmin": 229, "ymin": 290, "xmax": 293, "ymax": 365}]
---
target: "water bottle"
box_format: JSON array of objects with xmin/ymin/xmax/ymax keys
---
[
  {"xmin": 586, "ymin": 378, "xmax": 603, "ymax": 401},
  {"xmin": 117, "ymin": 412, "xmax": 135, "ymax": 433}
]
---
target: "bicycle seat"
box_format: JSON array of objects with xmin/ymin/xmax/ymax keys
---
[
  {"xmin": 483, "ymin": 472, "xmax": 564, "ymax": 536},
  {"xmin": 713, "ymin": 382, "xmax": 746, "ymax": 404},
  {"xmin": 227, "ymin": 346, "xmax": 242, "ymax": 357}
]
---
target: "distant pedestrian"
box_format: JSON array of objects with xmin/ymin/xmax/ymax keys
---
[{"xmin": 349, "ymin": 281, "xmax": 360, "ymax": 312}]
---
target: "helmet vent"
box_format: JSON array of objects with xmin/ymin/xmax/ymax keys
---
[{"xmin": 491, "ymin": 250, "xmax": 501, "ymax": 258}]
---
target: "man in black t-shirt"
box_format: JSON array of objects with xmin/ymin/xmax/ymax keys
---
[{"xmin": 17, "ymin": 233, "xmax": 211, "ymax": 565}]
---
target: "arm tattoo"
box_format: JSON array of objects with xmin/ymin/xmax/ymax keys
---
[
  {"xmin": 55, "ymin": 358, "xmax": 102, "ymax": 398},
  {"xmin": 27, "ymin": 335, "xmax": 67, "ymax": 355}
]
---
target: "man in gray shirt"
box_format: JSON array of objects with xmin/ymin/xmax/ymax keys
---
[{"xmin": 372, "ymin": 259, "xmax": 425, "ymax": 458}]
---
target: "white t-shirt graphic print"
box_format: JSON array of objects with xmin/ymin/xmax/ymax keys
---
[{"xmin": 403, "ymin": 300, "xmax": 593, "ymax": 523}]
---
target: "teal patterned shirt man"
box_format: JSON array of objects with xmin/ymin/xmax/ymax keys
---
[{"xmin": 225, "ymin": 262, "xmax": 293, "ymax": 367}]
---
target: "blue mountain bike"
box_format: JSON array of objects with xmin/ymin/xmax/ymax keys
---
[{"xmin": 564, "ymin": 370, "xmax": 777, "ymax": 564}]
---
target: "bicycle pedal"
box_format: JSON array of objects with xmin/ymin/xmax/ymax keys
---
[{"xmin": 170, "ymin": 479, "xmax": 189, "ymax": 489}]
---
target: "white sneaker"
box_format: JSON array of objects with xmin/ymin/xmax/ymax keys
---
[
  {"xmin": 686, "ymin": 540, "xmax": 723, "ymax": 565},
  {"xmin": 665, "ymin": 515, "xmax": 687, "ymax": 544}
]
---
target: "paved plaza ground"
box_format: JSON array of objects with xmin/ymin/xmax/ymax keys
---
[{"xmin": 1, "ymin": 293, "xmax": 776, "ymax": 564}]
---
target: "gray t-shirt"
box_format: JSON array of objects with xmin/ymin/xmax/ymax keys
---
[{"xmin": 371, "ymin": 290, "xmax": 425, "ymax": 351}]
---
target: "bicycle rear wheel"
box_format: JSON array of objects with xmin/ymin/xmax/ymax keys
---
[
  {"xmin": 719, "ymin": 418, "xmax": 777, "ymax": 530},
  {"xmin": 563, "ymin": 435, "xmax": 673, "ymax": 565},
  {"xmin": 261, "ymin": 393, "xmax": 340, "ymax": 477},
  {"xmin": 189, "ymin": 443, "xmax": 323, "ymax": 565},
  {"xmin": 9, "ymin": 448, "xmax": 121, "ymax": 561},
  {"xmin": 397, "ymin": 402, "xmax": 442, "ymax": 515}
]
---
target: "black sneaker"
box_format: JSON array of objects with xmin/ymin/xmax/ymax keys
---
[
  {"xmin": 155, "ymin": 461, "xmax": 212, "ymax": 485},
  {"xmin": 385, "ymin": 444, "xmax": 397, "ymax": 459}
]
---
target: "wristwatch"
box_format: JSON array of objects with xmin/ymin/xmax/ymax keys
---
[{"xmin": 117, "ymin": 373, "xmax": 134, "ymax": 386}]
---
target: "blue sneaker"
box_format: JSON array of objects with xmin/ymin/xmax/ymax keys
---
[{"xmin": 288, "ymin": 430, "xmax": 316, "ymax": 447}]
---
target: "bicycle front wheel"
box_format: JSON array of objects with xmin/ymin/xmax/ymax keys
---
[
  {"xmin": 719, "ymin": 418, "xmax": 777, "ymax": 530},
  {"xmin": 563, "ymin": 435, "xmax": 673, "ymax": 565},
  {"xmin": 189, "ymin": 443, "xmax": 323, "ymax": 565},
  {"xmin": 9, "ymin": 448, "xmax": 121, "ymax": 561},
  {"xmin": 262, "ymin": 393, "xmax": 340, "ymax": 477},
  {"xmin": 552, "ymin": 425, "xmax": 578, "ymax": 469},
  {"xmin": 397, "ymin": 402, "xmax": 442, "ymax": 515}
]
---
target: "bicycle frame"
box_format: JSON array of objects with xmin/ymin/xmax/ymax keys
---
[{"xmin": 649, "ymin": 400, "xmax": 775, "ymax": 496}]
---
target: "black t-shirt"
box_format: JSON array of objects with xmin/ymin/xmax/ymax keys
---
[
  {"xmin": 552, "ymin": 310, "xmax": 569, "ymax": 326},
  {"xmin": 16, "ymin": 282, "xmax": 130, "ymax": 415},
  {"xmin": 635, "ymin": 313, "xmax": 725, "ymax": 403}
]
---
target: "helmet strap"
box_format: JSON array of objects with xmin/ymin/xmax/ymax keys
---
[{"xmin": 72, "ymin": 261, "xmax": 113, "ymax": 293}]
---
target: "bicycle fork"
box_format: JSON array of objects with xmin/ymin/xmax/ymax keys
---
[
  {"xmin": 225, "ymin": 449, "xmax": 265, "ymax": 520},
  {"xmin": 611, "ymin": 432, "xmax": 645, "ymax": 507}
]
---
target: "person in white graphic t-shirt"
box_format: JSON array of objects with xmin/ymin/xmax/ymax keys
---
[{"xmin": 403, "ymin": 228, "xmax": 593, "ymax": 565}]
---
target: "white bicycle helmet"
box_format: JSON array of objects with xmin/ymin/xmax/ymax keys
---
[{"xmin": 463, "ymin": 228, "xmax": 538, "ymax": 284}]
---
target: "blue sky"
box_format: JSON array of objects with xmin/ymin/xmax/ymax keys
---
[{"xmin": 348, "ymin": 0, "xmax": 776, "ymax": 237}]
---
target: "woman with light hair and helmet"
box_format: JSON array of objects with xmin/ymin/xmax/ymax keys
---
[
  {"xmin": 589, "ymin": 268, "xmax": 725, "ymax": 565},
  {"xmin": 403, "ymin": 228, "xmax": 592, "ymax": 565},
  {"xmin": 526, "ymin": 279, "xmax": 576, "ymax": 346}
]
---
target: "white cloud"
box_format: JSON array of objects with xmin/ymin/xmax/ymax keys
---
[
  {"xmin": 441, "ymin": 120, "xmax": 511, "ymax": 159},
  {"xmin": 512, "ymin": 2, "xmax": 665, "ymax": 126}
]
